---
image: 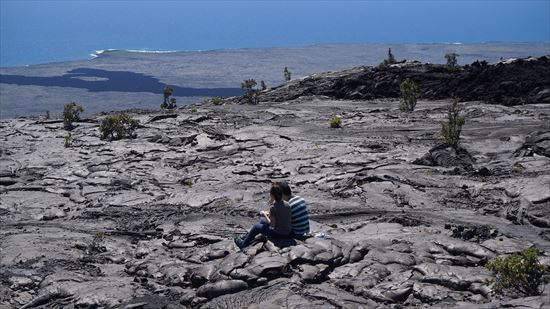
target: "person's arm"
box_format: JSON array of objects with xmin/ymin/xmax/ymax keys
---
[{"xmin": 260, "ymin": 210, "xmax": 272, "ymax": 225}]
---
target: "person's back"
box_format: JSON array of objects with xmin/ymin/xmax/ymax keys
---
[
  {"xmin": 270, "ymin": 200, "xmax": 292, "ymax": 236},
  {"xmin": 289, "ymin": 195, "xmax": 310, "ymax": 236}
]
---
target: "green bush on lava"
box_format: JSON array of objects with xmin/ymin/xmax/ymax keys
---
[
  {"xmin": 211, "ymin": 96, "xmax": 224, "ymax": 105},
  {"xmin": 486, "ymin": 247, "xmax": 549, "ymax": 296},
  {"xmin": 63, "ymin": 101, "xmax": 84, "ymax": 130},
  {"xmin": 99, "ymin": 114, "xmax": 139, "ymax": 141},
  {"xmin": 329, "ymin": 116, "xmax": 342, "ymax": 128},
  {"xmin": 283, "ymin": 67, "xmax": 291, "ymax": 81},
  {"xmin": 438, "ymin": 97, "xmax": 465, "ymax": 147},
  {"xmin": 445, "ymin": 53, "xmax": 459, "ymax": 71},
  {"xmin": 241, "ymin": 79, "xmax": 259, "ymax": 104},
  {"xmin": 379, "ymin": 48, "xmax": 396, "ymax": 67},
  {"xmin": 399, "ymin": 78, "xmax": 420, "ymax": 112},
  {"xmin": 161, "ymin": 86, "xmax": 177, "ymax": 109}
]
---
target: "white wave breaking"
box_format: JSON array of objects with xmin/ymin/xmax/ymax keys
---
[
  {"xmin": 125, "ymin": 49, "xmax": 177, "ymax": 54},
  {"xmin": 90, "ymin": 49, "xmax": 116, "ymax": 58},
  {"xmin": 90, "ymin": 48, "xmax": 177, "ymax": 59}
]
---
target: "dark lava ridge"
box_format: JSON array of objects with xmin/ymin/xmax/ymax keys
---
[{"xmin": 253, "ymin": 56, "xmax": 550, "ymax": 106}]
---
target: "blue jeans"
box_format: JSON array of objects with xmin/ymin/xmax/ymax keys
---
[{"xmin": 242, "ymin": 219, "xmax": 276, "ymax": 247}]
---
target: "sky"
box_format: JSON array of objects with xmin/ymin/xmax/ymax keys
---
[{"xmin": 1, "ymin": 0, "xmax": 549, "ymax": 66}]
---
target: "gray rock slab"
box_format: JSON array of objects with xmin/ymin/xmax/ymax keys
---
[
  {"xmin": 414, "ymin": 263, "xmax": 491, "ymax": 292},
  {"xmin": 246, "ymin": 251, "xmax": 291, "ymax": 278},
  {"xmin": 196, "ymin": 280, "xmax": 248, "ymax": 299},
  {"xmin": 481, "ymin": 237, "xmax": 532, "ymax": 254},
  {"xmin": 364, "ymin": 248, "xmax": 417, "ymax": 266}
]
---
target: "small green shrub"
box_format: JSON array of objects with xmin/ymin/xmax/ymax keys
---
[
  {"xmin": 380, "ymin": 48, "xmax": 396, "ymax": 67},
  {"xmin": 399, "ymin": 78, "xmax": 420, "ymax": 111},
  {"xmin": 64, "ymin": 132, "xmax": 73, "ymax": 148},
  {"xmin": 486, "ymin": 247, "xmax": 549, "ymax": 296},
  {"xmin": 283, "ymin": 67, "xmax": 291, "ymax": 81},
  {"xmin": 211, "ymin": 96, "xmax": 224, "ymax": 105},
  {"xmin": 241, "ymin": 79, "xmax": 259, "ymax": 104},
  {"xmin": 87, "ymin": 231, "xmax": 107, "ymax": 255},
  {"xmin": 63, "ymin": 102, "xmax": 84, "ymax": 130},
  {"xmin": 99, "ymin": 114, "xmax": 139, "ymax": 141},
  {"xmin": 445, "ymin": 53, "xmax": 459, "ymax": 71},
  {"xmin": 161, "ymin": 86, "xmax": 177, "ymax": 109},
  {"xmin": 189, "ymin": 107, "xmax": 198, "ymax": 113},
  {"xmin": 329, "ymin": 116, "xmax": 342, "ymax": 128},
  {"xmin": 438, "ymin": 97, "xmax": 465, "ymax": 147},
  {"xmin": 241, "ymin": 79, "xmax": 256, "ymax": 89},
  {"xmin": 163, "ymin": 85, "xmax": 173, "ymax": 97}
]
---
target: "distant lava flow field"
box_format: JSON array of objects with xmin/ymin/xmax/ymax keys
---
[{"xmin": 0, "ymin": 68, "xmax": 243, "ymax": 97}]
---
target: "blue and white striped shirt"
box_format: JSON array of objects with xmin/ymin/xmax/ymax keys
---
[{"xmin": 289, "ymin": 195, "xmax": 309, "ymax": 236}]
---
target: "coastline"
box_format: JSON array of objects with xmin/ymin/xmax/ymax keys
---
[
  {"xmin": 1, "ymin": 43, "xmax": 549, "ymax": 119},
  {"xmin": 2, "ymin": 41, "xmax": 550, "ymax": 69}
]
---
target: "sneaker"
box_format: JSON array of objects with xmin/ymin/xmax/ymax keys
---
[{"xmin": 234, "ymin": 236, "xmax": 245, "ymax": 249}]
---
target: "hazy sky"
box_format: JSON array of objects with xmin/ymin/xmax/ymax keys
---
[{"xmin": 1, "ymin": 0, "xmax": 549, "ymax": 66}]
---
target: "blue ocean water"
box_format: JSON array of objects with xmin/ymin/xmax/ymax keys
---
[{"xmin": 1, "ymin": 1, "xmax": 550, "ymax": 67}]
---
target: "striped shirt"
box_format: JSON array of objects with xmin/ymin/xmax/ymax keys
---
[{"xmin": 289, "ymin": 195, "xmax": 310, "ymax": 236}]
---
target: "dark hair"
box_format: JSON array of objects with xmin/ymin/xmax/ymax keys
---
[
  {"xmin": 270, "ymin": 185, "xmax": 283, "ymax": 202},
  {"xmin": 277, "ymin": 181, "xmax": 292, "ymax": 197}
]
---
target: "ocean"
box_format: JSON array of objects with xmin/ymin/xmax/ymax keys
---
[{"xmin": 2, "ymin": 1, "xmax": 550, "ymax": 68}]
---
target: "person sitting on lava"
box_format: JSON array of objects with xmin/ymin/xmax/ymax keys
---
[{"xmin": 234, "ymin": 184, "xmax": 291, "ymax": 249}]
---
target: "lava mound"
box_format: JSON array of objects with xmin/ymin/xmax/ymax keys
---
[{"xmin": 258, "ymin": 56, "xmax": 550, "ymax": 106}]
